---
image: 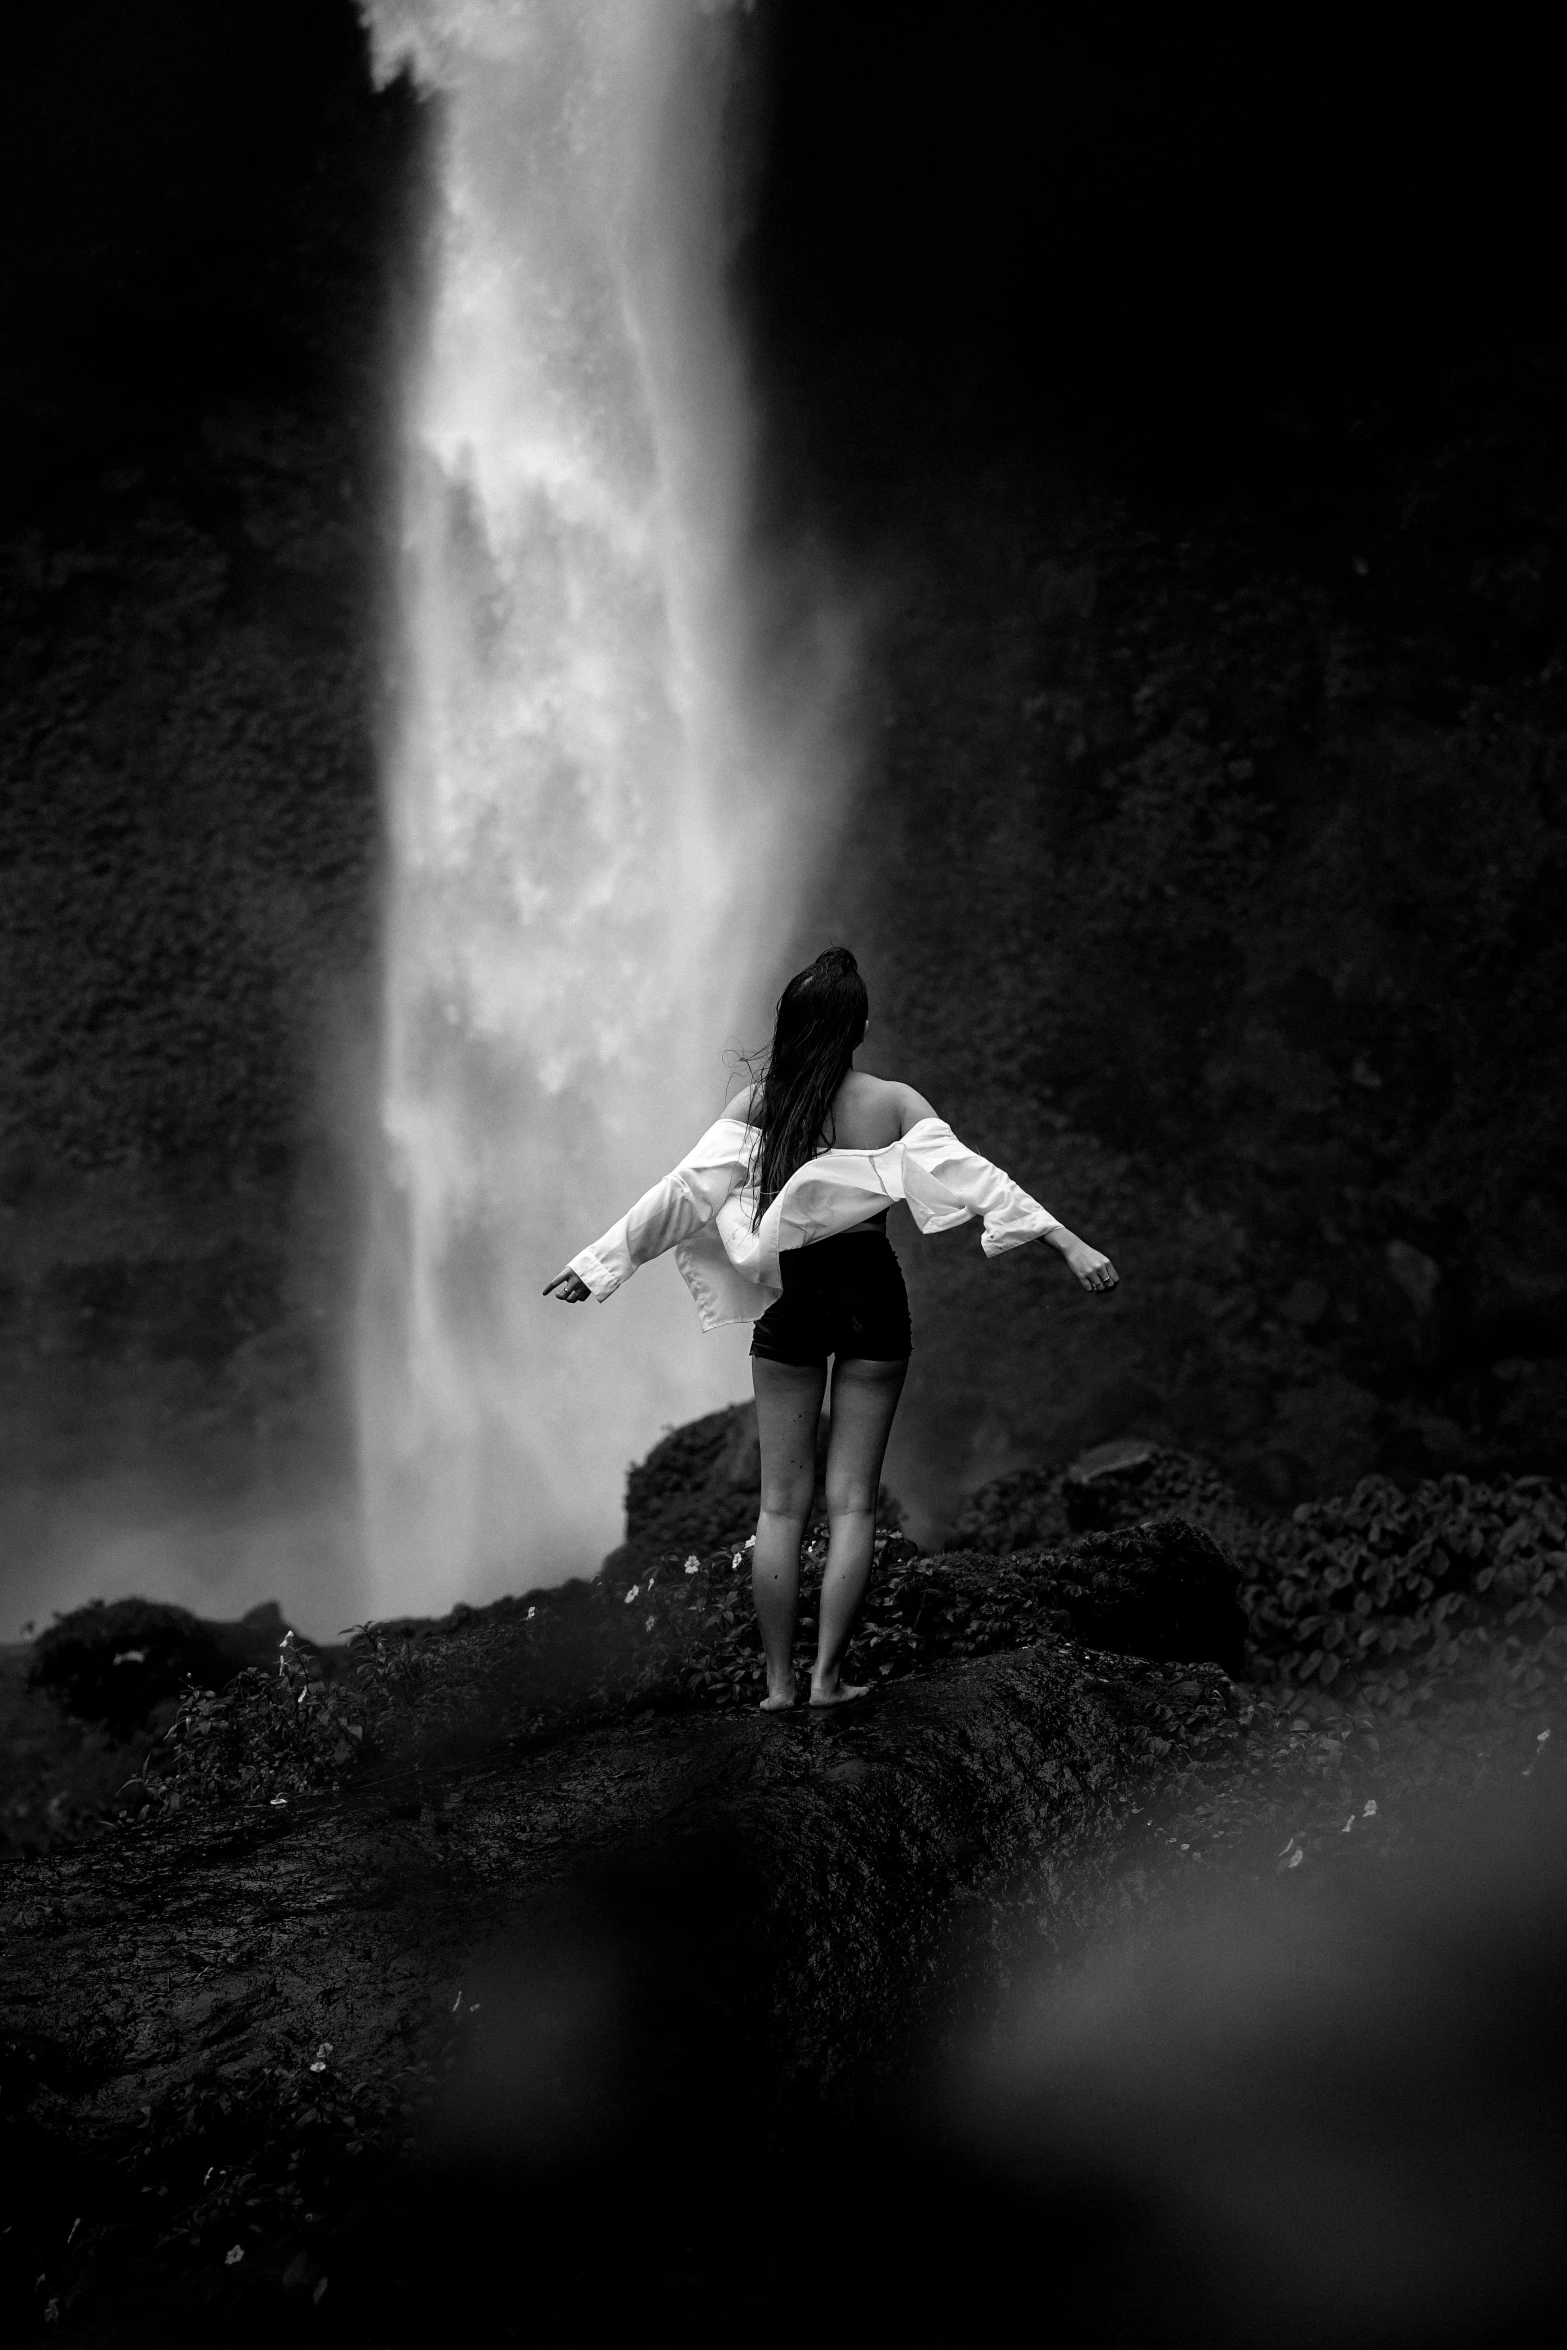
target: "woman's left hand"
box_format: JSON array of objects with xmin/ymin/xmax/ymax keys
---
[
  {"xmin": 1057, "ymin": 1234, "xmax": 1120, "ymax": 1294},
  {"xmin": 542, "ymin": 1269, "xmax": 593, "ymax": 1303}
]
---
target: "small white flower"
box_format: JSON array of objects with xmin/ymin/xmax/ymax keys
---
[
  {"xmin": 644, "ymin": 1614, "xmax": 656, "ymax": 1633},
  {"xmin": 684, "ymin": 1559, "xmax": 700, "ymax": 1577},
  {"xmin": 225, "ymin": 2245, "xmax": 244, "ymax": 2266},
  {"xmin": 623, "ymin": 1584, "xmax": 640, "ymax": 1605},
  {"xmin": 526, "ymin": 1605, "xmax": 536, "ymax": 1620},
  {"xmin": 1363, "ymin": 1799, "xmax": 1378, "ymax": 1816}
]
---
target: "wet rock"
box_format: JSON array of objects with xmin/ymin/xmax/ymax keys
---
[
  {"xmin": 620, "ymin": 1402, "xmax": 761, "ymax": 1563},
  {"xmin": 1023, "ymin": 1517, "xmax": 1249, "ymax": 1679},
  {"xmin": 0, "ymin": 1632, "xmax": 1239, "ymax": 2340},
  {"xmin": 1386, "ymin": 1238, "xmax": 1441, "ymax": 1318},
  {"xmin": 945, "ymin": 1465, "xmax": 1074, "ymax": 1554},
  {"xmin": 949, "ymin": 1444, "xmax": 1247, "ymax": 1553}
]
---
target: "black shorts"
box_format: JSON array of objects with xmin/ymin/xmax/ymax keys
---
[{"xmin": 749, "ymin": 1226, "xmax": 912, "ymax": 1368}]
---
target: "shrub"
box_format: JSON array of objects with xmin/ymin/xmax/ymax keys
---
[
  {"xmin": 128, "ymin": 1634, "xmax": 377, "ymax": 1817},
  {"xmin": 1242, "ymin": 1472, "xmax": 1567, "ymax": 1713}
]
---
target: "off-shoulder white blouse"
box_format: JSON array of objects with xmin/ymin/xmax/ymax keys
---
[{"xmin": 567, "ymin": 1116, "xmax": 1062, "ymax": 1332}]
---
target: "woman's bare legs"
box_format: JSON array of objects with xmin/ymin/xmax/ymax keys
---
[
  {"xmin": 750, "ymin": 1356, "xmax": 827, "ymax": 1709},
  {"xmin": 813, "ymin": 1355, "xmax": 908, "ymax": 1705}
]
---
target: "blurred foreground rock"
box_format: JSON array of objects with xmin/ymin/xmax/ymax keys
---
[
  {"xmin": 1, "ymin": 1615, "xmax": 1237, "ymax": 2342},
  {"xmin": 4, "ymin": 1408, "xmax": 1563, "ymax": 2344},
  {"xmin": 0, "ymin": 1392, "xmax": 1253, "ymax": 2338}
]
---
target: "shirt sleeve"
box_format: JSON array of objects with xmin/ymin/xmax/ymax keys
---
[
  {"xmin": 568, "ymin": 1118, "xmax": 750, "ymax": 1302},
  {"xmin": 899, "ymin": 1120, "xmax": 1063, "ymax": 1257}
]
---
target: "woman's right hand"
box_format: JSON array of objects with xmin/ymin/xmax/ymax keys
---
[{"xmin": 542, "ymin": 1269, "xmax": 592, "ymax": 1303}]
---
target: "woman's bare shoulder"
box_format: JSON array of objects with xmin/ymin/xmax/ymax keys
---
[
  {"xmin": 849, "ymin": 1071, "xmax": 938, "ymax": 1137},
  {"xmin": 886, "ymin": 1077, "xmax": 939, "ymax": 1134},
  {"xmin": 721, "ymin": 1081, "xmax": 759, "ymax": 1123}
]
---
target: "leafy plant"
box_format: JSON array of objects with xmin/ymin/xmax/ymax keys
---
[
  {"xmin": 1241, "ymin": 1471, "xmax": 1567, "ymax": 1714},
  {"xmin": 126, "ymin": 1634, "xmax": 375, "ymax": 1817}
]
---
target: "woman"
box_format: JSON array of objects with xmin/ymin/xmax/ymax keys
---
[{"xmin": 545, "ymin": 948, "xmax": 1119, "ymax": 1710}]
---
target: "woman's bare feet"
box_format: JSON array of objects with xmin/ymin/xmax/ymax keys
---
[
  {"xmin": 809, "ymin": 1676, "xmax": 871, "ymax": 1707},
  {"xmin": 759, "ymin": 1676, "xmax": 798, "ymax": 1712}
]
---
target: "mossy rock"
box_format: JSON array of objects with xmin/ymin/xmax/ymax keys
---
[
  {"xmin": 26, "ymin": 1596, "xmax": 302, "ymax": 1739},
  {"xmin": 949, "ymin": 1443, "xmax": 1249, "ymax": 1554},
  {"xmin": 28, "ymin": 1599, "xmax": 232, "ymax": 1739}
]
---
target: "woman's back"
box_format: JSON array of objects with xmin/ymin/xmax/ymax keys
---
[{"xmin": 821, "ymin": 1069, "xmax": 918, "ymax": 1151}]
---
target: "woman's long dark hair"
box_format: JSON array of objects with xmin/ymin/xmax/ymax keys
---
[{"xmin": 746, "ymin": 947, "xmax": 869, "ymax": 1225}]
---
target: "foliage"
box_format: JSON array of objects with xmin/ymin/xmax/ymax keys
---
[
  {"xmin": 103, "ymin": 2034, "xmax": 407, "ymax": 2314},
  {"xmin": 95, "ymin": 1464, "xmax": 1567, "ymax": 1827},
  {"xmin": 422, "ymin": 1522, "xmax": 1190, "ymax": 1736},
  {"xmin": 578, "ymin": 1524, "xmax": 1080, "ymax": 1715},
  {"xmin": 308, "ymin": 1525, "xmax": 1052, "ymax": 1751},
  {"xmin": 1241, "ymin": 1471, "xmax": 1567, "ymax": 1715},
  {"xmin": 126, "ymin": 1635, "xmax": 377, "ymax": 1818}
]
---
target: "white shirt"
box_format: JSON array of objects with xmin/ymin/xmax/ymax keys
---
[{"xmin": 568, "ymin": 1115, "xmax": 1063, "ymax": 1331}]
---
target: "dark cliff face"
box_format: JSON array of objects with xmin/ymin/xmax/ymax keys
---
[
  {"xmin": 745, "ymin": 10, "xmax": 1567, "ymax": 1523},
  {"xmin": 807, "ymin": 401, "xmax": 1567, "ymax": 1523},
  {"xmin": 0, "ymin": 5, "xmax": 420, "ymax": 1573},
  {"xmin": 0, "ymin": 4, "xmax": 1561, "ymax": 1580}
]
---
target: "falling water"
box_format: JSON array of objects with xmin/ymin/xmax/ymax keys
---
[{"xmin": 356, "ymin": 0, "xmax": 841, "ymax": 1615}]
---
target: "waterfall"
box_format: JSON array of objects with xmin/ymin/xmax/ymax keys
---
[{"xmin": 356, "ymin": 0, "xmax": 842, "ymax": 1615}]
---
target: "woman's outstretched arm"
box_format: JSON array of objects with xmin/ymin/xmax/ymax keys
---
[
  {"xmin": 894, "ymin": 1086, "xmax": 1120, "ymax": 1296},
  {"xmin": 1044, "ymin": 1225, "xmax": 1119, "ymax": 1293},
  {"xmin": 543, "ymin": 1109, "xmax": 751, "ymax": 1305}
]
